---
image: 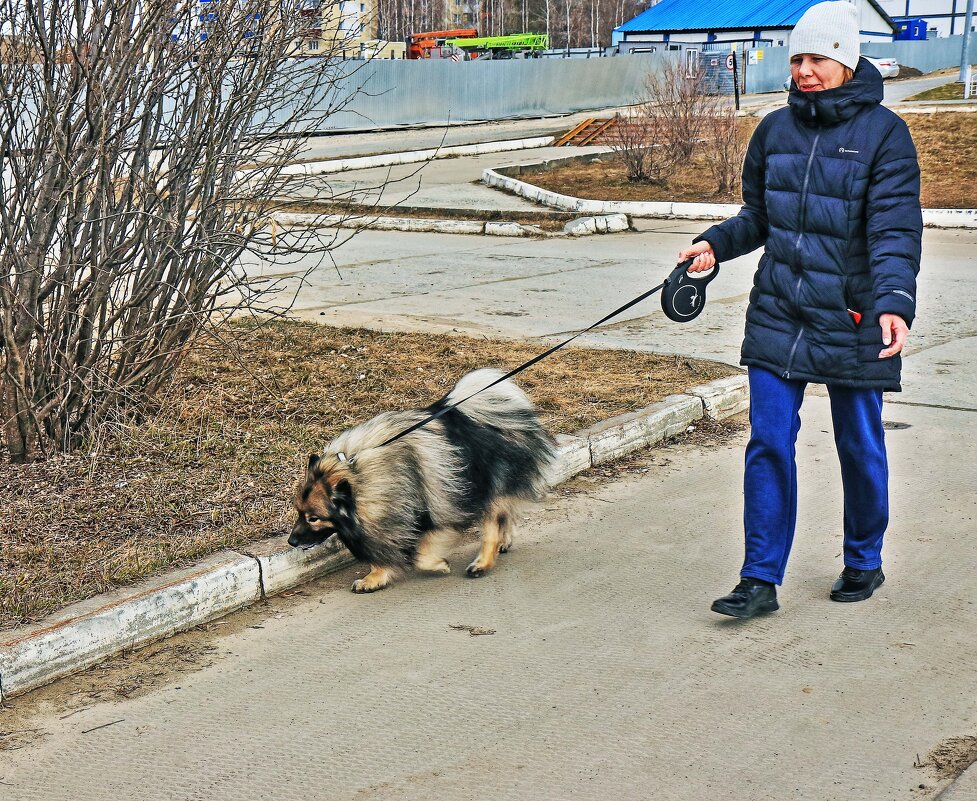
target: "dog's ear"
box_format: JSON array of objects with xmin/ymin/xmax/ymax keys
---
[
  {"xmin": 306, "ymin": 453, "xmax": 320, "ymax": 479},
  {"xmin": 332, "ymin": 479, "xmax": 353, "ymax": 517}
]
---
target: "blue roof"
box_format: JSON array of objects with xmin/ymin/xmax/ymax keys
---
[{"xmin": 616, "ymin": 0, "xmax": 832, "ymax": 32}]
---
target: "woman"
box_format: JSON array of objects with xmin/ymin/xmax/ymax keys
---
[{"xmin": 678, "ymin": 0, "xmax": 922, "ymax": 618}]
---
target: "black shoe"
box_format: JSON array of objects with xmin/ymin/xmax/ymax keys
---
[
  {"xmin": 711, "ymin": 578, "xmax": 779, "ymax": 619},
  {"xmin": 830, "ymin": 567, "xmax": 885, "ymax": 602}
]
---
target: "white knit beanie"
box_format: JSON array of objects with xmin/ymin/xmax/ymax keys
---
[{"xmin": 789, "ymin": 1, "xmax": 860, "ymax": 71}]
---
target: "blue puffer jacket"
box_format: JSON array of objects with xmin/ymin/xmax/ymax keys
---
[{"xmin": 697, "ymin": 57, "xmax": 922, "ymax": 391}]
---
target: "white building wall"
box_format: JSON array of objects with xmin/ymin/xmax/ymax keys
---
[{"xmin": 876, "ymin": 0, "xmax": 976, "ymax": 36}]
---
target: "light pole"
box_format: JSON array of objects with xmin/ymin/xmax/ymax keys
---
[
  {"xmin": 961, "ymin": 0, "xmax": 975, "ymax": 83},
  {"xmin": 566, "ymin": 0, "xmax": 571, "ymax": 55}
]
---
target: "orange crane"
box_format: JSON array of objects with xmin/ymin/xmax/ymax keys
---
[{"xmin": 406, "ymin": 28, "xmax": 477, "ymax": 59}]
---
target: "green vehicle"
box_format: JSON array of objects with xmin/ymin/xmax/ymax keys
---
[{"xmin": 444, "ymin": 33, "xmax": 548, "ymax": 59}]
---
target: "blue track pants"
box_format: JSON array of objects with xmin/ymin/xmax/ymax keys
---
[{"xmin": 741, "ymin": 366, "xmax": 889, "ymax": 585}]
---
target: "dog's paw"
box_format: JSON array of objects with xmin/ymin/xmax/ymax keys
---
[
  {"xmin": 415, "ymin": 556, "xmax": 451, "ymax": 575},
  {"xmin": 351, "ymin": 578, "xmax": 387, "ymax": 593},
  {"xmin": 466, "ymin": 559, "xmax": 490, "ymax": 577},
  {"xmin": 351, "ymin": 567, "xmax": 393, "ymax": 593}
]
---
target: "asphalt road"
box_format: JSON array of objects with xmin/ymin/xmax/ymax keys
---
[{"xmin": 255, "ymin": 218, "xmax": 977, "ymax": 411}]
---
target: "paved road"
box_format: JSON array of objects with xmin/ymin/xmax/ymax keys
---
[
  {"xmin": 2, "ymin": 140, "xmax": 975, "ymax": 799},
  {"xmin": 283, "ymin": 144, "xmax": 604, "ymax": 211},
  {"xmin": 257, "ymin": 220, "xmax": 977, "ymax": 410}
]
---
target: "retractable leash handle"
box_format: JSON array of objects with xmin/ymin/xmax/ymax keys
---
[{"xmin": 661, "ymin": 258, "xmax": 720, "ymax": 323}]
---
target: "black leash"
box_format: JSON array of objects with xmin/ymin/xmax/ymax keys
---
[{"xmin": 376, "ymin": 259, "xmax": 720, "ymax": 449}]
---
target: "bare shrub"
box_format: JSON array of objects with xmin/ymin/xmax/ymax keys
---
[
  {"xmin": 645, "ymin": 56, "xmax": 719, "ymax": 160},
  {"xmin": 607, "ymin": 54, "xmax": 732, "ymax": 186},
  {"xmin": 702, "ymin": 102, "xmax": 748, "ymax": 196},
  {"xmin": 604, "ymin": 111, "xmax": 676, "ymax": 184},
  {"xmin": 0, "ymin": 0, "xmax": 372, "ymax": 462}
]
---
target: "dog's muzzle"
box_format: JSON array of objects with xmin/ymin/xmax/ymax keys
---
[{"xmin": 288, "ymin": 524, "xmax": 334, "ymax": 550}]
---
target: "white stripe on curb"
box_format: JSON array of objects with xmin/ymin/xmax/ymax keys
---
[
  {"xmin": 279, "ymin": 136, "xmax": 555, "ymax": 176},
  {"xmin": 271, "ymin": 212, "xmax": 629, "ymax": 239},
  {"xmin": 0, "ymin": 373, "xmax": 748, "ymax": 701},
  {"xmin": 687, "ymin": 375, "xmax": 751, "ymax": 421},
  {"xmin": 922, "ymin": 208, "xmax": 977, "ymax": 228},
  {"xmin": 584, "ymin": 394, "xmax": 704, "ymax": 465},
  {"xmin": 482, "ymin": 165, "xmax": 739, "ymax": 220}
]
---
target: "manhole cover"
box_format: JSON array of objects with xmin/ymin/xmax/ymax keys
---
[{"xmin": 882, "ymin": 420, "xmax": 911, "ymax": 430}]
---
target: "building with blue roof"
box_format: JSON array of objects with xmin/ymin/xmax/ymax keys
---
[{"xmin": 613, "ymin": 0, "xmax": 897, "ymax": 51}]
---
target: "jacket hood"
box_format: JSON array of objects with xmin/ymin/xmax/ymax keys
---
[{"xmin": 787, "ymin": 57, "xmax": 883, "ymax": 126}]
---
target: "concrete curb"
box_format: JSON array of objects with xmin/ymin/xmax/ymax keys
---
[
  {"xmin": 272, "ymin": 211, "xmax": 632, "ymax": 239},
  {"xmin": 0, "ymin": 373, "xmax": 748, "ymax": 702},
  {"xmin": 483, "ymin": 160, "xmax": 977, "ymax": 229},
  {"xmin": 0, "ymin": 553, "xmax": 262, "ymax": 700},
  {"xmin": 483, "ymin": 163, "xmax": 740, "ymax": 221},
  {"xmin": 278, "ymin": 136, "xmax": 555, "ymax": 177},
  {"xmin": 935, "ymin": 759, "xmax": 977, "ymax": 800},
  {"xmin": 897, "ymin": 105, "xmax": 977, "ymax": 115}
]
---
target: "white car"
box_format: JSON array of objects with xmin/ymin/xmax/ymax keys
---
[{"xmin": 864, "ymin": 55, "xmax": 900, "ymax": 79}]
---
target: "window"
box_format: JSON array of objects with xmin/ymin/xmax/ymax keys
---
[{"xmin": 308, "ymin": 39, "xmax": 320, "ymax": 50}]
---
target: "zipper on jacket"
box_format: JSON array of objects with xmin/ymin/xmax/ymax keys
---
[
  {"xmin": 784, "ymin": 270, "xmax": 806, "ymax": 378},
  {"xmin": 783, "ymin": 325, "xmax": 805, "ymax": 380},
  {"xmin": 785, "ymin": 132, "xmax": 819, "ymax": 379},
  {"xmin": 794, "ymin": 133, "xmax": 821, "ymax": 252}
]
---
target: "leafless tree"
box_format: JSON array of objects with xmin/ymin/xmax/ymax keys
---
[
  {"xmin": 376, "ymin": 0, "xmax": 449, "ymax": 40},
  {"xmin": 370, "ymin": 0, "xmax": 643, "ymax": 47},
  {"xmin": 0, "ymin": 0, "xmax": 373, "ymax": 462}
]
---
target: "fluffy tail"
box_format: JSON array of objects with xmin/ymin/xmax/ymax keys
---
[{"xmin": 445, "ymin": 368, "xmax": 541, "ymax": 429}]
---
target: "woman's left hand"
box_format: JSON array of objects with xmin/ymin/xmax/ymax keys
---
[{"xmin": 879, "ymin": 313, "xmax": 909, "ymax": 359}]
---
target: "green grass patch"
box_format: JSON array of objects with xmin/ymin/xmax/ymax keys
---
[{"xmin": 906, "ymin": 80, "xmax": 971, "ymax": 102}]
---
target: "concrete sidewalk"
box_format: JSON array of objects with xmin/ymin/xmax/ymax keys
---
[{"xmin": 0, "ymin": 391, "xmax": 973, "ymax": 800}]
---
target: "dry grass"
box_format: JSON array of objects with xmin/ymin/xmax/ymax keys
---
[
  {"xmin": 909, "ymin": 113, "xmax": 977, "ymax": 208},
  {"xmin": 533, "ymin": 118, "xmax": 759, "ymax": 205},
  {"xmin": 0, "ymin": 320, "xmax": 737, "ymax": 630},
  {"xmin": 532, "ymin": 112, "xmax": 977, "ymax": 209}
]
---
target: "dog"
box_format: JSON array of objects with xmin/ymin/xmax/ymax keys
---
[{"xmin": 288, "ymin": 369, "xmax": 556, "ymax": 593}]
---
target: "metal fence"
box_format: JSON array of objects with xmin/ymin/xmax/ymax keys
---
[
  {"xmin": 264, "ymin": 33, "xmax": 977, "ymax": 133},
  {"xmin": 285, "ymin": 52, "xmax": 666, "ymax": 131},
  {"xmin": 743, "ymin": 33, "xmax": 977, "ymax": 94}
]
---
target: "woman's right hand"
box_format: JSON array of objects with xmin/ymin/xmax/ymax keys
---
[{"xmin": 678, "ymin": 241, "xmax": 716, "ymax": 273}]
